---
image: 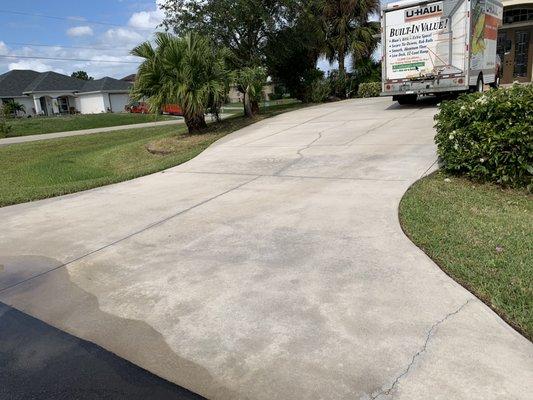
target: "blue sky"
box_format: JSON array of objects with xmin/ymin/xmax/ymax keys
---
[
  {"xmin": 0, "ymin": 0, "xmax": 388, "ymax": 78},
  {"xmin": 0, "ymin": 0, "xmax": 163, "ymax": 78}
]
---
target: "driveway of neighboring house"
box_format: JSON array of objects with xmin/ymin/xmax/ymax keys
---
[{"xmin": 0, "ymin": 98, "xmax": 531, "ymax": 400}]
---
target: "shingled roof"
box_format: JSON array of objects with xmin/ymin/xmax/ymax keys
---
[
  {"xmin": 81, "ymin": 77, "xmax": 132, "ymax": 92},
  {"xmin": 0, "ymin": 70, "xmax": 132, "ymax": 97},
  {"xmin": 0, "ymin": 70, "xmax": 41, "ymax": 97},
  {"xmin": 23, "ymin": 71, "xmax": 86, "ymax": 93}
]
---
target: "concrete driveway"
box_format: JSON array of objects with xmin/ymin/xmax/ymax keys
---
[{"xmin": 1, "ymin": 98, "xmax": 531, "ymax": 399}]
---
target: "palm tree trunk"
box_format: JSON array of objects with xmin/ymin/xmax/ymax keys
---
[
  {"xmin": 185, "ymin": 113, "xmax": 207, "ymax": 133},
  {"xmin": 337, "ymin": 49, "xmax": 347, "ymax": 99},
  {"xmin": 338, "ymin": 50, "xmax": 346, "ymax": 76},
  {"xmin": 243, "ymin": 91, "xmax": 254, "ymax": 118},
  {"xmin": 251, "ymin": 100, "xmax": 259, "ymax": 114}
]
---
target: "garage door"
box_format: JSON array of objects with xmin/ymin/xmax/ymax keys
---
[{"xmin": 109, "ymin": 94, "xmax": 130, "ymax": 113}]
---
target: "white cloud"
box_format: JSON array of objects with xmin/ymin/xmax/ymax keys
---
[
  {"xmin": 67, "ymin": 26, "xmax": 94, "ymax": 37},
  {"xmin": 0, "ymin": 41, "xmax": 8, "ymax": 56},
  {"xmin": 128, "ymin": 0, "xmax": 164, "ymax": 29},
  {"xmin": 103, "ymin": 28, "xmax": 145, "ymax": 47},
  {"xmin": 8, "ymin": 59, "xmax": 64, "ymax": 74},
  {"xmin": 89, "ymin": 54, "xmax": 130, "ymax": 67},
  {"xmin": 128, "ymin": 10, "xmax": 163, "ymax": 29}
]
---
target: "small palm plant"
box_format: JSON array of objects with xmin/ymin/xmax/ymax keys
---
[
  {"xmin": 131, "ymin": 32, "xmax": 231, "ymax": 133},
  {"xmin": 2, "ymin": 101, "xmax": 25, "ymax": 117},
  {"xmin": 237, "ymin": 67, "xmax": 267, "ymax": 117}
]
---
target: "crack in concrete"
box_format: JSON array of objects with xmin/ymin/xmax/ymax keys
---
[
  {"xmin": 370, "ymin": 299, "xmax": 474, "ymax": 400},
  {"xmin": 240, "ymin": 107, "xmax": 343, "ymax": 146},
  {"xmin": 274, "ymin": 130, "xmax": 325, "ymax": 176}
]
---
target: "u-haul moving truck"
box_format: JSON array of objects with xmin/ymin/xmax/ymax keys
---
[{"xmin": 381, "ymin": 0, "xmax": 503, "ymax": 104}]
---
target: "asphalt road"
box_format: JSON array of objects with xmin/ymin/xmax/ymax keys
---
[{"xmin": 0, "ymin": 302, "xmax": 205, "ymax": 400}]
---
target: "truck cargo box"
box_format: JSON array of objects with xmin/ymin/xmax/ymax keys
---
[{"xmin": 381, "ymin": 0, "xmax": 503, "ymax": 103}]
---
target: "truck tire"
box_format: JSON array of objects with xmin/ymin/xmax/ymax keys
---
[
  {"xmin": 472, "ymin": 74, "xmax": 484, "ymax": 93},
  {"xmin": 396, "ymin": 94, "xmax": 417, "ymax": 105},
  {"xmin": 490, "ymin": 73, "xmax": 500, "ymax": 89}
]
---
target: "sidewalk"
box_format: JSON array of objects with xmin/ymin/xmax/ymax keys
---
[{"xmin": 0, "ymin": 114, "xmax": 232, "ymax": 146}]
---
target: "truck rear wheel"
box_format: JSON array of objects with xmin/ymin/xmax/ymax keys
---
[
  {"xmin": 471, "ymin": 75, "xmax": 484, "ymax": 93},
  {"xmin": 396, "ymin": 94, "xmax": 417, "ymax": 105},
  {"xmin": 490, "ymin": 73, "xmax": 500, "ymax": 89}
]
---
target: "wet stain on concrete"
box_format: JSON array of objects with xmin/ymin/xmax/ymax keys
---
[
  {"xmin": 0, "ymin": 302, "xmax": 205, "ymax": 400},
  {"xmin": 0, "ymin": 256, "xmax": 238, "ymax": 400},
  {"xmin": 0, "ymin": 255, "xmax": 64, "ymax": 290}
]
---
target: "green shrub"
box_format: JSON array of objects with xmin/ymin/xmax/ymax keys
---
[
  {"xmin": 0, "ymin": 105, "xmax": 12, "ymax": 138},
  {"xmin": 434, "ymin": 84, "xmax": 533, "ymax": 189},
  {"xmin": 328, "ymin": 71, "xmax": 356, "ymax": 98},
  {"xmin": 0, "ymin": 120, "xmax": 11, "ymax": 138},
  {"xmin": 358, "ymin": 82, "xmax": 381, "ymax": 98},
  {"xmin": 268, "ymin": 93, "xmax": 283, "ymax": 101},
  {"xmin": 309, "ymin": 79, "xmax": 331, "ymax": 103}
]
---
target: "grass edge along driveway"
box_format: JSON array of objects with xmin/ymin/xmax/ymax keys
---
[
  {"xmin": 399, "ymin": 171, "xmax": 532, "ymax": 341},
  {"xmin": 0, "ymin": 102, "xmax": 306, "ymax": 207}
]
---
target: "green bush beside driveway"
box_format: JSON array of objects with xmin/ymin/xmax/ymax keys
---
[{"xmin": 434, "ymin": 84, "xmax": 532, "ymax": 190}]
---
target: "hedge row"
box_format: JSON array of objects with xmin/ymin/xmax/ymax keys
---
[
  {"xmin": 357, "ymin": 82, "xmax": 381, "ymax": 98},
  {"xmin": 434, "ymin": 84, "xmax": 532, "ymax": 189}
]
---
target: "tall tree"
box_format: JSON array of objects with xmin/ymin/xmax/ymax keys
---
[
  {"xmin": 318, "ymin": 0, "xmax": 380, "ymax": 78},
  {"xmin": 159, "ymin": 0, "xmax": 293, "ymax": 69},
  {"xmin": 264, "ymin": 5, "xmax": 324, "ymax": 101},
  {"xmin": 131, "ymin": 33, "xmax": 231, "ymax": 133},
  {"xmin": 71, "ymin": 70, "xmax": 93, "ymax": 80}
]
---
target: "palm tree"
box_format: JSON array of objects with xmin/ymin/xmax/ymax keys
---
[
  {"xmin": 131, "ymin": 32, "xmax": 231, "ymax": 133},
  {"xmin": 318, "ymin": 0, "xmax": 380, "ymax": 81},
  {"xmin": 236, "ymin": 67, "xmax": 267, "ymax": 117},
  {"xmin": 2, "ymin": 101, "xmax": 25, "ymax": 117}
]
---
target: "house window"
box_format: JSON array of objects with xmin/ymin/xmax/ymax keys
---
[
  {"xmin": 514, "ymin": 30, "xmax": 530, "ymax": 78},
  {"xmin": 58, "ymin": 97, "xmax": 69, "ymax": 114},
  {"xmin": 503, "ymin": 8, "xmax": 533, "ymax": 25}
]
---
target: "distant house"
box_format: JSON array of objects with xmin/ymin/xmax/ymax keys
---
[
  {"xmin": 499, "ymin": 0, "xmax": 532, "ymax": 84},
  {"xmin": 121, "ymin": 74, "xmax": 137, "ymax": 83},
  {"xmin": 0, "ymin": 70, "xmax": 133, "ymax": 116},
  {"xmin": 227, "ymin": 83, "xmax": 277, "ymax": 103}
]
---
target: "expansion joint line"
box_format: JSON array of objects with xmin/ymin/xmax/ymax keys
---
[
  {"xmin": 342, "ymin": 108, "xmax": 421, "ymax": 147},
  {"xmin": 0, "ymin": 176, "xmax": 261, "ymax": 294},
  {"xmin": 370, "ymin": 299, "xmax": 474, "ymax": 399}
]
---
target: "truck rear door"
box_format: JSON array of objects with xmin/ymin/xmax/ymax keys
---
[{"xmin": 382, "ymin": 0, "xmax": 468, "ymax": 95}]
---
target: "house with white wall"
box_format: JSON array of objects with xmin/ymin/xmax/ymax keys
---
[{"xmin": 0, "ymin": 70, "xmax": 133, "ymax": 116}]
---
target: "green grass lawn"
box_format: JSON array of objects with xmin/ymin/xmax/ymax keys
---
[
  {"xmin": 400, "ymin": 172, "xmax": 532, "ymax": 340},
  {"xmin": 5, "ymin": 113, "xmax": 176, "ymax": 138},
  {"xmin": 0, "ymin": 102, "xmax": 306, "ymax": 207}
]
